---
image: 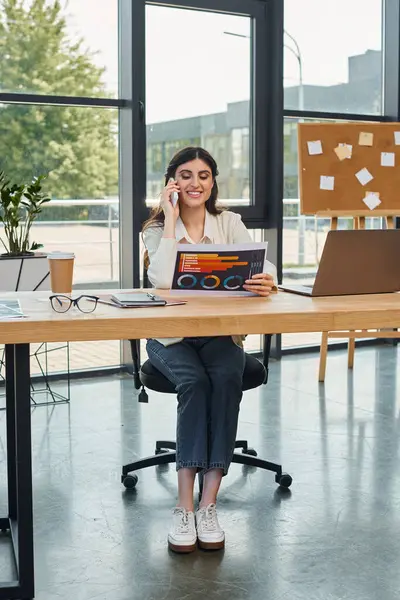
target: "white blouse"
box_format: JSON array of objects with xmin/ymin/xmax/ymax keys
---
[{"xmin": 143, "ymin": 210, "xmax": 277, "ymax": 346}]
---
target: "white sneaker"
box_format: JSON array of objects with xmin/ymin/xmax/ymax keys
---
[
  {"xmin": 168, "ymin": 507, "xmax": 197, "ymax": 553},
  {"xmin": 195, "ymin": 503, "xmax": 225, "ymax": 550}
]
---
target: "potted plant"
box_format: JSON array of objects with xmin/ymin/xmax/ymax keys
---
[
  {"xmin": 0, "ymin": 170, "xmax": 51, "ymax": 255},
  {"xmin": 0, "ymin": 171, "xmax": 52, "ymax": 291}
]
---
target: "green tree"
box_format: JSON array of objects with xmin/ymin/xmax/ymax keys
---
[{"xmin": 0, "ymin": 0, "xmax": 118, "ymax": 199}]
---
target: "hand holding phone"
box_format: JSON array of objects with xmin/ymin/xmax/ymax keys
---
[
  {"xmin": 161, "ymin": 178, "xmax": 180, "ymax": 221},
  {"xmin": 169, "ymin": 178, "xmax": 179, "ymax": 206}
]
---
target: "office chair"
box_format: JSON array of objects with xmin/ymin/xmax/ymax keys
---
[{"xmin": 121, "ymin": 334, "xmax": 292, "ymax": 494}]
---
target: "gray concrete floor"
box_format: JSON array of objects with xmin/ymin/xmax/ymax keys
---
[{"xmin": 1, "ymin": 344, "xmax": 400, "ymax": 600}]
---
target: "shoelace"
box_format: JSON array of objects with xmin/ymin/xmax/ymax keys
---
[
  {"xmin": 200, "ymin": 504, "xmax": 218, "ymax": 531},
  {"xmin": 174, "ymin": 508, "xmax": 190, "ymax": 533}
]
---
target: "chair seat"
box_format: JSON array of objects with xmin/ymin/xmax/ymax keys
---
[{"xmin": 140, "ymin": 353, "xmax": 266, "ymax": 394}]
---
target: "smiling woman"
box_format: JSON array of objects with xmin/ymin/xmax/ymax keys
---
[{"xmin": 140, "ymin": 144, "xmax": 277, "ymax": 554}]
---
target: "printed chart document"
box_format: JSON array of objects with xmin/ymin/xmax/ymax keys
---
[
  {"xmin": 0, "ymin": 299, "xmax": 25, "ymax": 320},
  {"xmin": 171, "ymin": 242, "xmax": 268, "ymax": 295}
]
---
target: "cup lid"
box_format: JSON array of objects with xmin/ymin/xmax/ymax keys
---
[{"xmin": 47, "ymin": 252, "xmax": 75, "ymax": 259}]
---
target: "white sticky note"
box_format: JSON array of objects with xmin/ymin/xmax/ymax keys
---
[
  {"xmin": 394, "ymin": 132, "xmax": 400, "ymax": 145},
  {"xmin": 355, "ymin": 168, "xmax": 374, "ymax": 186},
  {"xmin": 381, "ymin": 152, "xmax": 395, "ymax": 167},
  {"xmin": 362, "ymin": 192, "xmax": 381, "ymax": 211},
  {"xmin": 307, "ymin": 140, "xmax": 323, "ymax": 155},
  {"xmin": 320, "ymin": 176, "xmax": 334, "ymax": 191},
  {"xmin": 359, "ymin": 132, "xmax": 374, "ymax": 146}
]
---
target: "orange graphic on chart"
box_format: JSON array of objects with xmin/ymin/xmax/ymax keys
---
[{"xmin": 179, "ymin": 253, "xmax": 248, "ymax": 273}]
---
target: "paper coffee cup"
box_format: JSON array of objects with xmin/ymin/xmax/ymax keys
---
[{"xmin": 48, "ymin": 252, "xmax": 75, "ymax": 294}]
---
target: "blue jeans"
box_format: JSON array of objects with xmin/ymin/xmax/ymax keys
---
[{"xmin": 146, "ymin": 336, "xmax": 245, "ymax": 475}]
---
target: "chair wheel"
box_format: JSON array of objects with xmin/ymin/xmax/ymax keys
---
[
  {"xmin": 275, "ymin": 473, "xmax": 292, "ymax": 488},
  {"xmin": 122, "ymin": 474, "xmax": 138, "ymax": 489},
  {"xmin": 155, "ymin": 448, "xmax": 169, "ymax": 455},
  {"xmin": 242, "ymin": 447, "xmax": 257, "ymax": 457}
]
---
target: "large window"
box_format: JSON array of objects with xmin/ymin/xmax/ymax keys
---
[
  {"xmin": 284, "ymin": 0, "xmax": 383, "ymax": 115},
  {"xmin": 145, "ymin": 5, "xmax": 251, "ymax": 205},
  {"xmin": 0, "ymin": 0, "xmax": 121, "ymax": 373},
  {"xmin": 0, "ymin": 103, "xmax": 119, "ymax": 285},
  {"xmin": 2, "ymin": 0, "xmax": 397, "ymax": 370},
  {"xmin": 0, "ymin": 0, "xmax": 118, "ymax": 98},
  {"xmin": 143, "ymin": 1, "xmax": 269, "ymax": 217},
  {"xmin": 282, "ymin": 0, "xmax": 385, "ymax": 352}
]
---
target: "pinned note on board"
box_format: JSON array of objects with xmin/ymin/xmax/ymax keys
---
[
  {"xmin": 334, "ymin": 144, "xmax": 352, "ymax": 160},
  {"xmin": 320, "ymin": 175, "xmax": 334, "ymax": 191},
  {"xmin": 355, "ymin": 168, "xmax": 374, "ymax": 186},
  {"xmin": 362, "ymin": 192, "xmax": 381, "ymax": 211},
  {"xmin": 307, "ymin": 140, "xmax": 323, "ymax": 155},
  {"xmin": 381, "ymin": 152, "xmax": 395, "ymax": 167},
  {"xmin": 340, "ymin": 143, "xmax": 352, "ymax": 158},
  {"xmin": 394, "ymin": 131, "xmax": 400, "ymax": 145},
  {"xmin": 359, "ymin": 132, "xmax": 374, "ymax": 146}
]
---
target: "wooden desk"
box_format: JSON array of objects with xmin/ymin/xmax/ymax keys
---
[
  {"xmin": 1, "ymin": 289, "xmax": 400, "ymax": 599},
  {"xmin": 1, "ymin": 289, "xmax": 400, "ymax": 343}
]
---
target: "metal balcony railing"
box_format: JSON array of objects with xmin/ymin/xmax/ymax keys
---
[{"xmin": 1, "ymin": 197, "xmax": 386, "ymax": 285}]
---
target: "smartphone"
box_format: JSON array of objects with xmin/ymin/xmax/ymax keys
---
[{"xmin": 168, "ymin": 178, "xmax": 179, "ymax": 207}]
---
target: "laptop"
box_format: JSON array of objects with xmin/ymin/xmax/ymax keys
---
[{"xmin": 279, "ymin": 229, "xmax": 400, "ymax": 297}]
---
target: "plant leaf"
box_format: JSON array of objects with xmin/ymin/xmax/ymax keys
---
[{"xmin": 30, "ymin": 242, "xmax": 43, "ymax": 250}]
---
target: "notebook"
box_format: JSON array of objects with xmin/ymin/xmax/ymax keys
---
[{"xmin": 110, "ymin": 292, "xmax": 167, "ymax": 307}]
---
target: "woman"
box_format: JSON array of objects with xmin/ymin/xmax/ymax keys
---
[{"xmin": 142, "ymin": 147, "xmax": 276, "ymax": 553}]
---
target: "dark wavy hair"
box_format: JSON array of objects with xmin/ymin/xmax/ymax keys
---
[{"xmin": 142, "ymin": 146, "xmax": 223, "ymax": 232}]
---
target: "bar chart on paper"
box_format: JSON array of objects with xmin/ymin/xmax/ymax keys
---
[{"xmin": 171, "ymin": 242, "xmax": 268, "ymax": 294}]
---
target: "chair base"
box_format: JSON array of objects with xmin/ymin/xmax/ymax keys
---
[{"xmin": 121, "ymin": 440, "xmax": 292, "ymax": 491}]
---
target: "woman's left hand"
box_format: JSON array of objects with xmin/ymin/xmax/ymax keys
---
[{"xmin": 243, "ymin": 273, "xmax": 275, "ymax": 297}]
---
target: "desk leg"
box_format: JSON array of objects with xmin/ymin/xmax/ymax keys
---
[
  {"xmin": 348, "ymin": 337, "xmax": 355, "ymax": 369},
  {"xmin": 1, "ymin": 344, "xmax": 34, "ymax": 600},
  {"xmin": 319, "ymin": 332, "xmax": 329, "ymax": 383},
  {"xmin": 5, "ymin": 345, "xmax": 17, "ymax": 520}
]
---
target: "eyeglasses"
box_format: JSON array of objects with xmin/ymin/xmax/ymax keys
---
[{"xmin": 49, "ymin": 294, "xmax": 100, "ymax": 313}]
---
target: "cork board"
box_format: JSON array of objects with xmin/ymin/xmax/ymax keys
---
[{"xmin": 298, "ymin": 122, "xmax": 400, "ymax": 216}]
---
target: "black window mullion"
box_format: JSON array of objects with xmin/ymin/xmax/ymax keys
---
[
  {"xmin": 146, "ymin": 0, "xmax": 265, "ymax": 17},
  {"xmin": 132, "ymin": 0, "xmax": 148, "ymax": 286},
  {"xmin": 0, "ymin": 93, "xmax": 124, "ymax": 108},
  {"xmin": 383, "ymin": 0, "xmax": 400, "ymax": 120},
  {"xmin": 252, "ymin": 0, "xmax": 269, "ymax": 225},
  {"xmin": 383, "ymin": 0, "xmax": 400, "ymax": 229},
  {"xmin": 119, "ymin": 0, "xmax": 147, "ymax": 291},
  {"xmin": 264, "ymin": 0, "xmax": 283, "ymax": 233}
]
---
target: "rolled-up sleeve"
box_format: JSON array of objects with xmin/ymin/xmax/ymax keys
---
[
  {"xmin": 230, "ymin": 213, "xmax": 278, "ymax": 286},
  {"xmin": 143, "ymin": 227, "xmax": 177, "ymax": 289}
]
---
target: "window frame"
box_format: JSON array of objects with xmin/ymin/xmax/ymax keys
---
[{"xmin": 129, "ymin": 0, "xmax": 282, "ymax": 236}]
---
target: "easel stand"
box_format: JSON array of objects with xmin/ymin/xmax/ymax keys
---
[{"xmin": 318, "ymin": 212, "xmax": 397, "ymax": 382}]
